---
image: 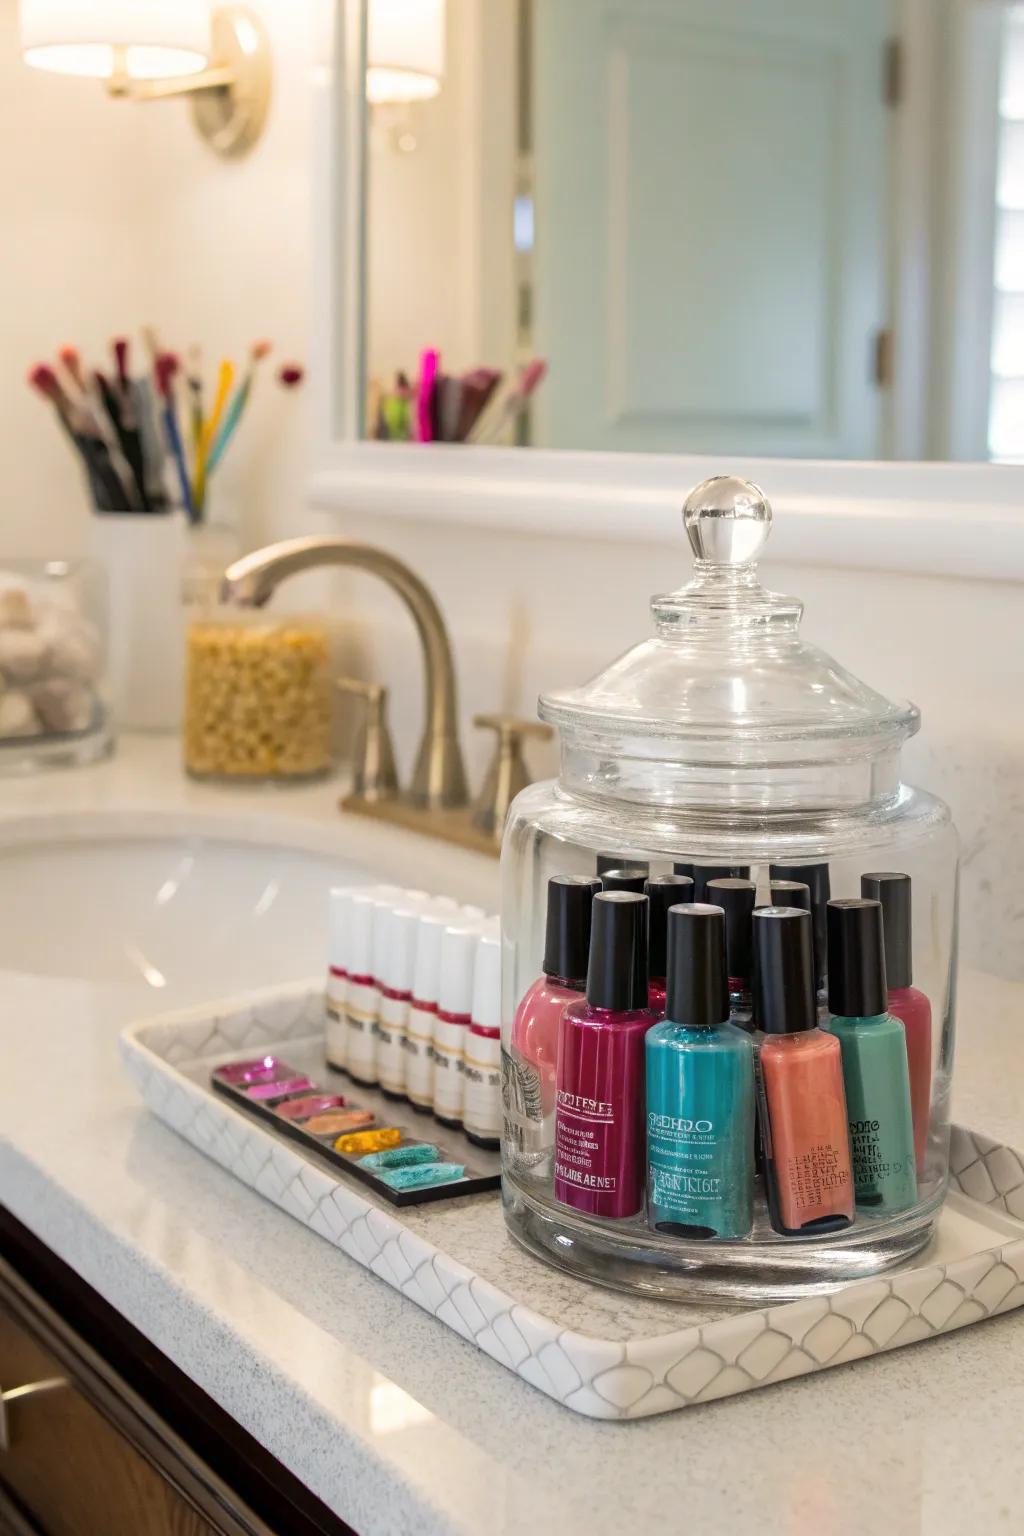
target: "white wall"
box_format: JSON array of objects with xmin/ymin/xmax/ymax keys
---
[{"xmin": 1, "ymin": 0, "xmax": 1021, "ymax": 981}]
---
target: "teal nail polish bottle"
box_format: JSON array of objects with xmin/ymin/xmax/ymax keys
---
[
  {"xmin": 646, "ymin": 904, "xmax": 754, "ymax": 1240},
  {"xmin": 823, "ymin": 899, "xmax": 917, "ymax": 1215}
]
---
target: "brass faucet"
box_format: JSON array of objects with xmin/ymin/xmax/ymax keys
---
[{"xmin": 220, "ymin": 537, "xmax": 550, "ymax": 854}]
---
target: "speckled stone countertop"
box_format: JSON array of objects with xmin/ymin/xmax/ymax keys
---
[{"xmin": 1, "ymin": 738, "xmax": 1023, "ymax": 1536}]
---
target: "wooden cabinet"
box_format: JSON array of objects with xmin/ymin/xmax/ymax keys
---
[{"xmin": 0, "ymin": 1303, "xmax": 217, "ymax": 1536}]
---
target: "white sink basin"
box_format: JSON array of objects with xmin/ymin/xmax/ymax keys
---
[{"xmin": 0, "ymin": 818, "xmax": 368, "ymax": 1010}]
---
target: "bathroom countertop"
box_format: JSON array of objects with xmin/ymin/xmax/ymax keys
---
[{"xmin": 1, "ymin": 736, "xmax": 1023, "ymax": 1536}]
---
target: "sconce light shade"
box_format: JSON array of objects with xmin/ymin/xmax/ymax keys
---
[
  {"xmin": 367, "ymin": 0, "xmax": 445, "ymax": 104},
  {"xmin": 21, "ymin": 0, "xmax": 210, "ymax": 80}
]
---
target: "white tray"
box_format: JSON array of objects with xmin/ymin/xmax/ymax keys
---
[{"xmin": 120, "ymin": 981, "xmax": 1024, "ymax": 1421}]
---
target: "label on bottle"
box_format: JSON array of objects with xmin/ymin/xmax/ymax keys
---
[
  {"xmin": 431, "ymin": 1015, "xmax": 466, "ymax": 1121},
  {"xmin": 647, "ymin": 1115, "xmax": 721, "ymax": 1219},
  {"xmin": 345, "ymin": 979, "xmax": 379, "ymax": 1084},
  {"xmin": 782, "ymin": 1143, "xmax": 850, "ymax": 1214},
  {"xmin": 377, "ymin": 990, "xmax": 409, "ymax": 1096},
  {"xmin": 501, "ymin": 1046, "xmax": 546, "ymax": 1156},
  {"xmin": 405, "ymin": 1001, "xmax": 436, "ymax": 1107},
  {"xmin": 463, "ymin": 1031, "xmax": 501, "ymax": 1140},
  {"xmin": 849, "ymin": 1118, "xmax": 915, "ymax": 1202},
  {"xmin": 554, "ymin": 1090, "xmax": 617, "ymax": 1193},
  {"xmin": 325, "ymin": 975, "xmax": 347, "ymax": 1070}
]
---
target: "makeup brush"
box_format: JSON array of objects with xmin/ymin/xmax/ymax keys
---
[
  {"xmin": 29, "ymin": 364, "xmax": 129, "ymax": 510},
  {"xmin": 470, "ymin": 359, "xmax": 547, "ymax": 445},
  {"xmin": 206, "ymin": 339, "xmax": 271, "ymax": 476},
  {"xmin": 58, "ymin": 344, "xmax": 87, "ymax": 397},
  {"xmin": 277, "ymin": 363, "xmax": 304, "ymax": 388},
  {"xmin": 416, "ymin": 348, "xmax": 439, "ymax": 443},
  {"xmin": 185, "ymin": 345, "xmax": 205, "ymax": 460},
  {"xmin": 95, "ymin": 368, "xmax": 150, "ymax": 509},
  {"xmin": 112, "ymin": 337, "xmax": 136, "ymax": 427},
  {"xmin": 454, "ymin": 367, "xmax": 502, "ymax": 442},
  {"xmin": 56, "ymin": 349, "xmax": 141, "ymax": 508},
  {"xmin": 155, "ymin": 352, "xmax": 197, "ymax": 524},
  {"xmin": 192, "ymin": 358, "xmax": 234, "ymax": 517}
]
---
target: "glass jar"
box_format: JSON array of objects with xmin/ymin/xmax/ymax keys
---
[
  {"xmin": 0, "ymin": 558, "xmax": 111, "ymax": 771},
  {"xmin": 500, "ymin": 477, "xmax": 958, "ymax": 1302},
  {"xmin": 184, "ymin": 610, "xmax": 332, "ymax": 780}
]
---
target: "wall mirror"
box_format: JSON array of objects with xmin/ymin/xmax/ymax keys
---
[{"xmin": 310, "ymin": 0, "xmax": 1024, "ymax": 581}]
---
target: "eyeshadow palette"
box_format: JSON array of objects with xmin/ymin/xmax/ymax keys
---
[{"xmin": 210, "ymin": 1057, "xmax": 500, "ymax": 1207}]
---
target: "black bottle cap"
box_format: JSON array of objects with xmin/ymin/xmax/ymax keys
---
[
  {"xmin": 542, "ymin": 875, "xmax": 600, "ymax": 984},
  {"xmin": 601, "ymin": 866, "xmax": 648, "ymax": 895},
  {"xmin": 646, "ymin": 874, "xmax": 694, "ymax": 978},
  {"xmin": 693, "ymin": 865, "xmax": 751, "ymax": 901},
  {"xmin": 705, "ymin": 878, "xmax": 756, "ymax": 985},
  {"xmin": 596, "ymin": 853, "xmax": 649, "ymax": 876},
  {"xmin": 586, "ymin": 891, "xmax": 649, "ymax": 1011},
  {"xmin": 752, "ymin": 907, "xmax": 817, "ymax": 1034},
  {"xmin": 768, "ymin": 879, "xmax": 819, "ymax": 986},
  {"xmin": 861, "ymin": 872, "xmax": 912, "ymax": 989},
  {"xmin": 666, "ymin": 904, "xmax": 729, "ymax": 1026},
  {"xmin": 672, "ymin": 861, "xmax": 695, "ymax": 880},
  {"xmin": 827, "ymin": 899, "xmax": 888, "ymax": 1017},
  {"xmin": 769, "ymin": 863, "xmax": 830, "ymax": 985}
]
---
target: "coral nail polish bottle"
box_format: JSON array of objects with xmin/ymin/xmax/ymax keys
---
[
  {"xmin": 753, "ymin": 906, "xmax": 854, "ymax": 1235},
  {"xmin": 645, "ymin": 904, "xmax": 754, "ymax": 1239},
  {"xmin": 645, "ymin": 873, "xmax": 693, "ymax": 1017},
  {"xmin": 706, "ymin": 876, "xmax": 756, "ymax": 1029},
  {"xmin": 824, "ymin": 899, "xmax": 917, "ymax": 1214},
  {"xmin": 862, "ymin": 872, "xmax": 932, "ymax": 1175},
  {"xmin": 554, "ymin": 891, "xmax": 652, "ymax": 1219},
  {"xmin": 600, "ymin": 866, "xmax": 648, "ymax": 895},
  {"xmin": 509, "ymin": 875, "xmax": 600, "ymax": 1126}
]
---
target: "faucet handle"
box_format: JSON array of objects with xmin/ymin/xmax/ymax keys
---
[
  {"xmin": 471, "ymin": 714, "xmax": 554, "ymax": 840},
  {"xmin": 337, "ymin": 677, "xmax": 399, "ymax": 803}
]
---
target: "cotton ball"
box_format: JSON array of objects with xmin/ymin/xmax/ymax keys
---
[
  {"xmin": 30, "ymin": 678, "xmax": 95, "ymax": 734},
  {"xmin": 0, "ymin": 690, "xmax": 42, "ymax": 738},
  {"xmin": 0, "ymin": 587, "xmax": 35, "ymax": 629},
  {"xmin": 0, "ymin": 627, "xmax": 52, "ymax": 683},
  {"xmin": 38, "ymin": 610, "xmax": 101, "ymax": 683}
]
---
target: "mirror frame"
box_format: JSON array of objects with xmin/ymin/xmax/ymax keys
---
[{"xmin": 309, "ymin": 0, "xmax": 1024, "ymax": 584}]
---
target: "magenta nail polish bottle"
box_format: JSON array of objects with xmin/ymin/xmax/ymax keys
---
[
  {"xmin": 554, "ymin": 890, "xmax": 652, "ymax": 1219},
  {"xmin": 645, "ymin": 873, "xmax": 693, "ymax": 1017}
]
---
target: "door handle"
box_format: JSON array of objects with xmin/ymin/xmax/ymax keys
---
[{"xmin": 0, "ymin": 1377, "xmax": 68, "ymax": 1451}]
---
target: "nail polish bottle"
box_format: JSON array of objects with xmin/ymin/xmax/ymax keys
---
[
  {"xmin": 672, "ymin": 861, "xmax": 695, "ymax": 881},
  {"xmin": 753, "ymin": 907, "xmax": 854, "ymax": 1235},
  {"xmin": 326, "ymin": 886, "xmax": 353, "ymax": 1073},
  {"xmin": 374, "ymin": 903, "xmax": 420, "ymax": 1098},
  {"xmin": 861, "ymin": 872, "xmax": 932, "ymax": 1175},
  {"xmin": 510, "ymin": 875, "xmax": 600, "ymax": 1127},
  {"xmin": 601, "ymin": 866, "xmax": 649, "ymax": 895},
  {"xmin": 554, "ymin": 891, "xmax": 651, "ymax": 1218},
  {"xmin": 431, "ymin": 922, "xmax": 481, "ymax": 1129},
  {"xmin": 769, "ymin": 863, "xmax": 830, "ymax": 1005},
  {"xmin": 645, "ymin": 873, "xmax": 693, "ymax": 1017},
  {"xmin": 706, "ymin": 877, "xmax": 756, "ymax": 1028},
  {"xmin": 343, "ymin": 893, "xmax": 381, "ymax": 1087},
  {"xmin": 645, "ymin": 904, "xmax": 754, "ymax": 1239},
  {"xmin": 693, "ymin": 864, "xmax": 750, "ymax": 901},
  {"xmin": 597, "ymin": 854, "xmax": 648, "ymax": 876},
  {"xmin": 406, "ymin": 904, "xmax": 457, "ymax": 1111},
  {"xmin": 464, "ymin": 925, "xmax": 502, "ymax": 1148},
  {"xmin": 824, "ymin": 899, "xmax": 917, "ymax": 1214}
]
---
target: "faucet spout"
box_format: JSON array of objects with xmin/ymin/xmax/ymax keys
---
[{"xmin": 221, "ymin": 536, "xmax": 468, "ymax": 810}]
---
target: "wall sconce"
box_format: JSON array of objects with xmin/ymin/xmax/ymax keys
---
[
  {"xmin": 367, "ymin": 0, "xmax": 445, "ymax": 105},
  {"xmin": 20, "ymin": 1, "xmax": 272, "ymax": 157}
]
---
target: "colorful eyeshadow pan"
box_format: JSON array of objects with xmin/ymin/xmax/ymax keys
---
[
  {"xmin": 215, "ymin": 1056, "xmax": 294, "ymax": 1084},
  {"xmin": 274, "ymin": 1094, "xmax": 347, "ymax": 1122},
  {"xmin": 359, "ymin": 1143, "xmax": 440, "ymax": 1171},
  {"xmin": 333, "ymin": 1127, "xmax": 402, "ymax": 1156},
  {"xmin": 246, "ymin": 1076, "xmax": 315, "ymax": 1101},
  {"xmin": 377, "ymin": 1162, "xmax": 465, "ymax": 1191},
  {"xmin": 303, "ymin": 1109, "xmax": 375, "ymax": 1136}
]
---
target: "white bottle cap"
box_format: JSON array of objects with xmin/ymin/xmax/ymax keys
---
[
  {"xmin": 373, "ymin": 900, "xmax": 421, "ymax": 993},
  {"xmin": 347, "ymin": 892, "xmax": 378, "ymax": 978},
  {"xmin": 329, "ymin": 886, "xmax": 354, "ymax": 969},
  {"xmin": 430, "ymin": 895, "xmax": 460, "ymax": 914},
  {"xmin": 471, "ymin": 928, "xmax": 501, "ymax": 1031},
  {"xmin": 459, "ymin": 904, "xmax": 486, "ymax": 923},
  {"xmin": 438, "ymin": 924, "xmax": 482, "ymax": 1018},
  {"xmin": 411, "ymin": 909, "xmax": 450, "ymax": 1004}
]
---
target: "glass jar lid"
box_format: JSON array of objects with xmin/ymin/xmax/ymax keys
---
[{"xmin": 539, "ymin": 476, "xmax": 919, "ymax": 764}]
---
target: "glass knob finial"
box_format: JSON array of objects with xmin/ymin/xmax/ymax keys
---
[{"xmin": 683, "ymin": 475, "xmax": 772, "ymax": 566}]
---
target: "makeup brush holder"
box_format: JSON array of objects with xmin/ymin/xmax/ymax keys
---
[{"xmin": 500, "ymin": 477, "xmax": 958, "ymax": 1303}]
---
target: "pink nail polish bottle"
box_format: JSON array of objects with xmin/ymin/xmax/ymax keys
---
[
  {"xmin": 645, "ymin": 873, "xmax": 694, "ymax": 1017},
  {"xmin": 510, "ymin": 875, "xmax": 600, "ymax": 1121},
  {"xmin": 862, "ymin": 872, "xmax": 933, "ymax": 1174},
  {"xmin": 554, "ymin": 890, "xmax": 652, "ymax": 1219}
]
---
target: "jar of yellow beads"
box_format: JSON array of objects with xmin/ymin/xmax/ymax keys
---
[{"xmin": 184, "ymin": 611, "xmax": 332, "ymax": 780}]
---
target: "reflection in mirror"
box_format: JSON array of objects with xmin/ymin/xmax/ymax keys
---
[{"xmin": 361, "ymin": 0, "xmax": 1024, "ymax": 462}]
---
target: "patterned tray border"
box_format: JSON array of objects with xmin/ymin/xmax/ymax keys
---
[{"xmin": 120, "ymin": 981, "xmax": 1024, "ymax": 1421}]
